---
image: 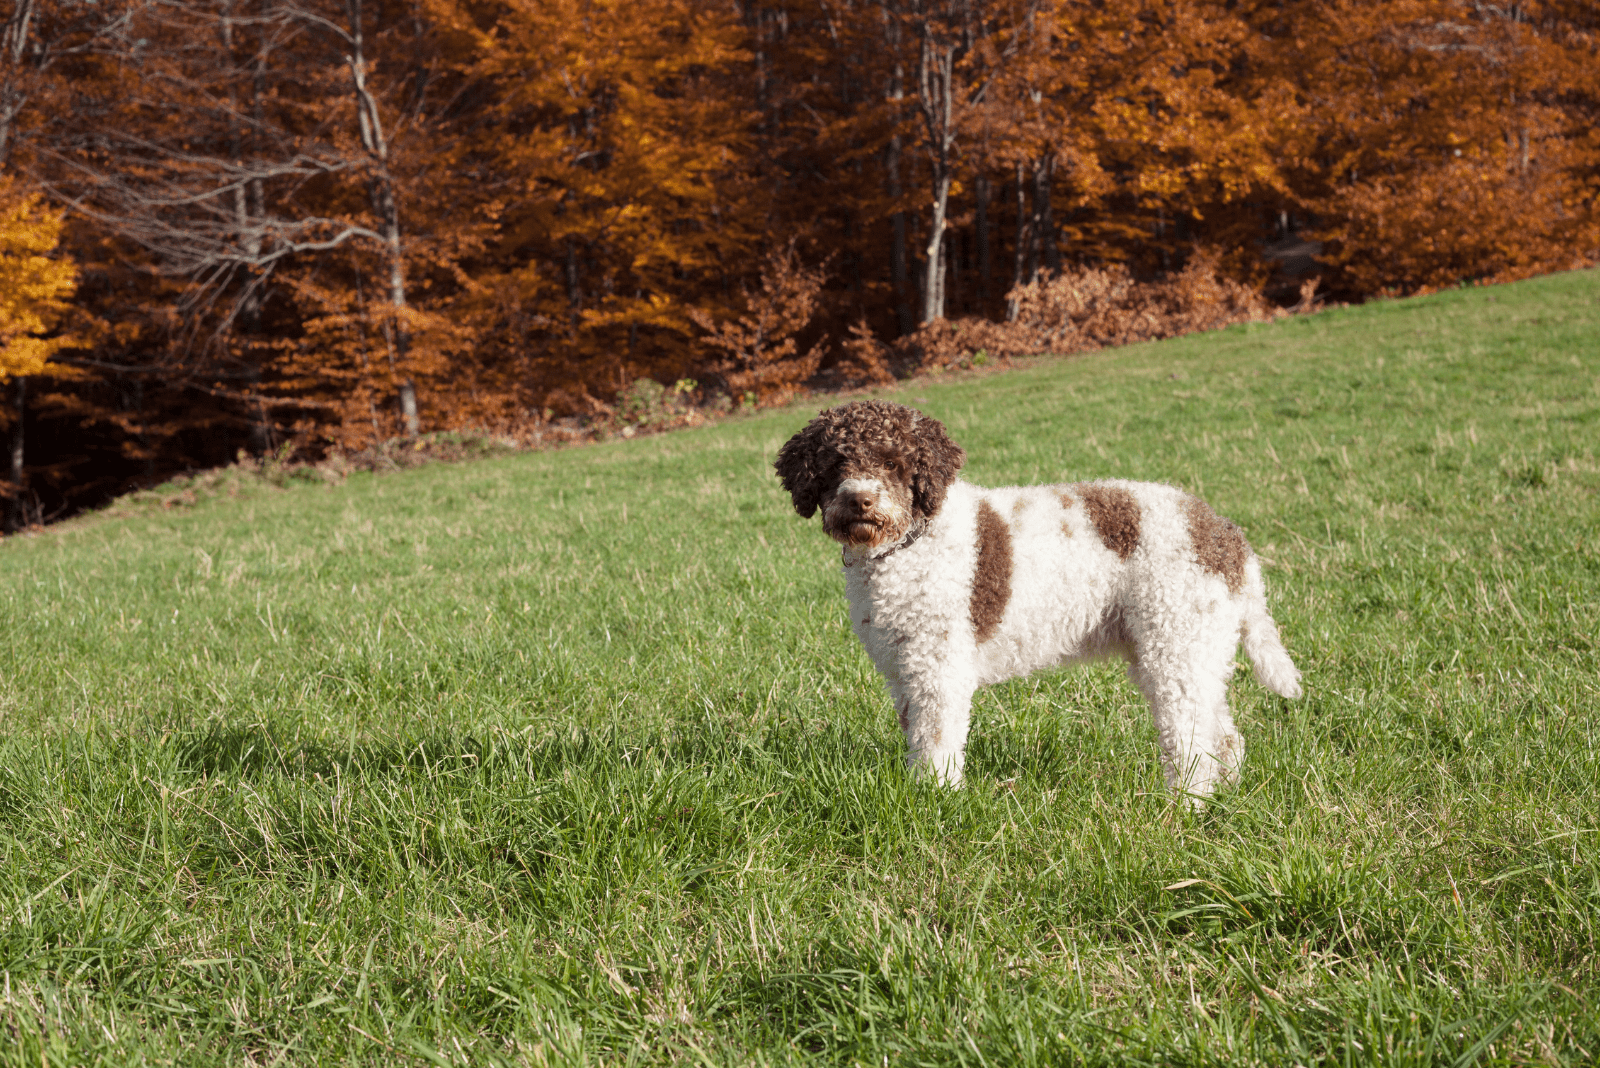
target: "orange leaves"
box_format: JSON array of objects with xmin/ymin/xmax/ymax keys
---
[
  {"xmin": 444, "ymin": 0, "xmax": 758, "ymax": 411},
  {"xmin": 0, "ymin": 180, "xmax": 77, "ymax": 381},
  {"xmin": 688, "ymin": 244, "xmax": 829, "ymax": 406},
  {"xmin": 5, "ymin": 0, "xmax": 1600, "ymax": 520},
  {"xmin": 1258, "ymin": 0, "xmax": 1600, "ymax": 293},
  {"xmin": 896, "ymin": 249, "xmax": 1280, "ymax": 372}
]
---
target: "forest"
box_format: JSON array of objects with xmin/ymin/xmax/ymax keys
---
[{"xmin": 0, "ymin": 0, "xmax": 1596, "ymax": 527}]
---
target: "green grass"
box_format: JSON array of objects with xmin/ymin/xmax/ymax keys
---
[{"xmin": 2, "ymin": 269, "xmax": 1598, "ymax": 1066}]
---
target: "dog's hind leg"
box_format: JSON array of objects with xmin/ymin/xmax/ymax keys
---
[{"xmin": 1127, "ymin": 624, "xmax": 1244, "ymax": 806}]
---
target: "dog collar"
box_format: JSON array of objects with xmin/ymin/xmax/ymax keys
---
[{"xmin": 846, "ymin": 519, "xmax": 927, "ymax": 566}]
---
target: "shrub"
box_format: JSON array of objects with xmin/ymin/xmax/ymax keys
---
[
  {"xmin": 688, "ymin": 243, "xmax": 827, "ymax": 407},
  {"xmin": 831, "ymin": 316, "xmax": 897, "ymax": 389},
  {"xmin": 892, "ymin": 250, "xmax": 1283, "ymax": 374}
]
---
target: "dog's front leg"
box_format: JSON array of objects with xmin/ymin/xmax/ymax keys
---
[{"xmin": 891, "ymin": 669, "xmax": 978, "ymax": 787}]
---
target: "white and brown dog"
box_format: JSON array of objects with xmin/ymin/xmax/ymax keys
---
[{"xmin": 775, "ymin": 399, "xmax": 1302, "ymax": 803}]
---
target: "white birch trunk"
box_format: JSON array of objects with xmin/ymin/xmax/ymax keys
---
[{"xmin": 346, "ymin": 0, "xmax": 418, "ymax": 436}]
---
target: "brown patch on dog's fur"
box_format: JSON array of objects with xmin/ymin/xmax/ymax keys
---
[
  {"xmin": 970, "ymin": 500, "xmax": 1013, "ymax": 644},
  {"xmin": 1184, "ymin": 496, "xmax": 1248, "ymax": 592},
  {"xmin": 1078, "ymin": 484, "xmax": 1141, "ymax": 560},
  {"xmin": 1012, "ymin": 498, "xmax": 1028, "ymax": 518},
  {"xmin": 1061, "ymin": 522, "xmax": 1072, "ymax": 538},
  {"xmin": 1057, "ymin": 487, "xmax": 1075, "ymax": 510}
]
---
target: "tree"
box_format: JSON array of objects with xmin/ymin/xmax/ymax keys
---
[
  {"xmin": 442, "ymin": 0, "xmax": 759, "ymax": 416},
  {"xmin": 0, "ymin": 0, "xmax": 103, "ymax": 528},
  {"xmin": 0, "ymin": 178, "xmax": 75, "ymax": 528},
  {"xmin": 898, "ymin": 0, "xmax": 1036, "ymax": 324},
  {"xmin": 1253, "ymin": 0, "xmax": 1600, "ymax": 294},
  {"xmin": 0, "ymin": 0, "xmax": 1595, "ymax": 520},
  {"xmin": 27, "ymin": 0, "xmax": 476, "ymax": 455},
  {"xmin": 0, "ymin": 182, "xmax": 74, "ymax": 379}
]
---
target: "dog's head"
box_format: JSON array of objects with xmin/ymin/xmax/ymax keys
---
[{"xmin": 774, "ymin": 400, "xmax": 965, "ymax": 549}]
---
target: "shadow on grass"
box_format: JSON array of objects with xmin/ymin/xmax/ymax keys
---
[
  {"xmin": 171, "ymin": 717, "xmax": 904, "ymax": 784},
  {"xmin": 173, "ymin": 712, "xmax": 1110, "ymax": 792}
]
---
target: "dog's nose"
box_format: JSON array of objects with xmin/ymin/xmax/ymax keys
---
[{"xmin": 842, "ymin": 490, "xmax": 876, "ymax": 516}]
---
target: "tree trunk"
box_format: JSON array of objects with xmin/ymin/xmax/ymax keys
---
[
  {"xmin": 0, "ymin": 0, "xmax": 31, "ymax": 530},
  {"xmin": 243, "ymin": 1, "xmax": 268, "ymax": 334},
  {"xmin": 882, "ymin": 3, "xmax": 931, "ymax": 334},
  {"xmin": 0, "ymin": 0, "xmax": 34, "ymax": 168},
  {"xmin": 347, "ymin": 0, "xmax": 418, "ymax": 437},
  {"xmin": 1, "ymin": 0, "xmax": 36, "ymax": 526},
  {"xmin": 890, "ymin": 149, "xmax": 912, "ymax": 334},
  {"xmin": 565, "ymin": 237, "xmax": 582, "ymax": 330},
  {"xmin": 1027, "ymin": 157, "xmax": 1045, "ymax": 282},
  {"xmin": 887, "ymin": 91, "xmax": 913, "ymax": 333},
  {"xmin": 917, "ymin": 30, "xmax": 955, "ymax": 325},
  {"xmin": 1035, "ymin": 156, "xmax": 1058, "ymax": 275},
  {"xmin": 945, "ymin": 226, "xmax": 960, "ymax": 316},
  {"xmin": 222, "ymin": 0, "xmax": 272, "ymax": 454},
  {"xmin": 922, "ymin": 169, "xmax": 950, "ymax": 323},
  {"xmin": 1156, "ymin": 205, "xmax": 1169, "ymax": 270},
  {"xmin": 383, "ymin": 226, "xmax": 418, "ymax": 435},
  {"xmin": 975, "ymin": 172, "xmax": 990, "ymax": 308},
  {"xmin": 7, "ymin": 376, "xmax": 25, "ymax": 532},
  {"xmin": 1007, "ymin": 159, "xmax": 1027, "ymax": 321}
]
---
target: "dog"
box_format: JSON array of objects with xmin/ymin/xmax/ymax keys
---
[{"xmin": 774, "ymin": 399, "xmax": 1301, "ymax": 802}]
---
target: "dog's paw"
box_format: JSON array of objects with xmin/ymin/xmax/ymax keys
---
[{"xmin": 908, "ymin": 750, "xmax": 965, "ymax": 788}]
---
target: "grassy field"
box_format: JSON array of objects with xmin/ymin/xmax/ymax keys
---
[{"xmin": 2, "ymin": 270, "xmax": 1598, "ymax": 1066}]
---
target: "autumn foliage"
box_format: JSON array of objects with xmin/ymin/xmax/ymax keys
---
[
  {"xmin": 0, "ymin": 0, "xmax": 1596, "ymax": 523},
  {"xmin": 0, "ymin": 179, "xmax": 75, "ymax": 381},
  {"xmin": 896, "ymin": 251, "xmax": 1283, "ymax": 371}
]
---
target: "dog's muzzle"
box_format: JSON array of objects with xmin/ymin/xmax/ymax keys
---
[
  {"xmin": 826, "ymin": 487, "xmax": 889, "ymax": 545},
  {"xmin": 825, "ymin": 477, "xmax": 908, "ymax": 547}
]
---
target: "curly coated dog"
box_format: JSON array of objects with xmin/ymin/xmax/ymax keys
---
[{"xmin": 774, "ymin": 399, "xmax": 1302, "ymax": 803}]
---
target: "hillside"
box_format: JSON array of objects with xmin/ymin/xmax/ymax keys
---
[{"xmin": 1, "ymin": 270, "xmax": 1597, "ymax": 1065}]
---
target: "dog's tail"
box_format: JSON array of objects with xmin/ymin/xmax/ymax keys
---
[{"xmin": 1240, "ymin": 556, "xmax": 1302, "ymax": 699}]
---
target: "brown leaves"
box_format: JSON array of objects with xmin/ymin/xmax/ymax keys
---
[
  {"xmin": 834, "ymin": 317, "xmax": 897, "ymax": 390},
  {"xmin": 895, "ymin": 250, "xmax": 1282, "ymax": 373},
  {"xmin": 688, "ymin": 243, "xmax": 828, "ymax": 407},
  {"xmin": 1258, "ymin": 0, "xmax": 1600, "ymax": 294},
  {"xmin": 4, "ymin": 0, "xmax": 1599, "ymax": 521}
]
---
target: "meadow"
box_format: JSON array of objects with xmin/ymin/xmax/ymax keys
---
[{"xmin": 1, "ymin": 270, "xmax": 1597, "ymax": 1066}]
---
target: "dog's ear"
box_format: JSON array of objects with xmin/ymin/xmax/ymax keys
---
[
  {"xmin": 774, "ymin": 415, "xmax": 831, "ymax": 518},
  {"xmin": 909, "ymin": 412, "xmax": 965, "ymax": 519}
]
